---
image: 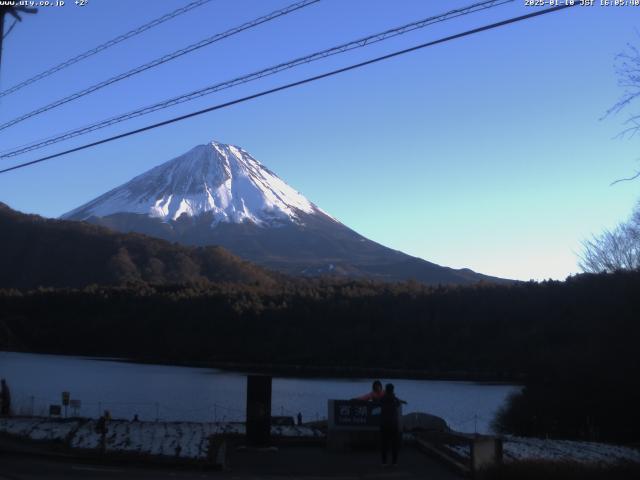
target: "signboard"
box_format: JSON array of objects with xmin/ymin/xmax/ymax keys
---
[
  {"xmin": 62, "ymin": 391, "xmax": 70, "ymax": 406},
  {"xmin": 49, "ymin": 405, "xmax": 62, "ymax": 416},
  {"xmin": 333, "ymin": 400, "xmax": 382, "ymax": 428},
  {"xmin": 69, "ymin": 399, "xmax": 81, "ymax": 409},
  {"xmin": 327, "ymin": 399, "xmax": 403, "ymax": 450}
]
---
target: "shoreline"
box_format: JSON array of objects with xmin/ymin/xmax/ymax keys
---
[{"xmin": 0, "ymin": 349, "xmax": 524, "ymax": 384}]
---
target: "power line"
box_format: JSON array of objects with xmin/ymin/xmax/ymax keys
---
[
  {"xmin": 0, "ymin": 0, "xmax": 215, "ymax": 99},
  {"xmin": 0, "ymin": 0, "xmax": 513, "ymax": 159},
  {"xmin": 0, "ymin": 3, "xmax": 576, "ymax": 176},
  {"xmin": 0, "ymin": 0, "xmax": 320, "ymax": 132}
]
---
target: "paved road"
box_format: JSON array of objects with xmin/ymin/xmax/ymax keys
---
[
  {"xmin": 0, "ymin": 446, "xmax": 462, "ymax": 479},
  {"xmin": 1, "ymin": 453, "xmax": 211, "ymax": 480},
  {"xmin": 226, "ymin": 444, "xmax": 462, "ymax": 479}
]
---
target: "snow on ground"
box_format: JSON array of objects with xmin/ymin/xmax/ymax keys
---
[
  {"xmin": 0, "ymin": 417, "xmax": 80, "ymax": 441},
  {"xmin": 444, "ymin": 436, "xmax": 640, "ymax": 465},
  {"xmin": 502, "ymin": 436, "xmax": 640, "ymax": 464},
  {"xmin": 69, "ymin": 420, "xmax": 100, "ymax": 450},
  {"xmin": 0, "ymin": 417, "xmax": 322, "ymax": 460},
  {"xmin": 445, "ymin": 444, "xmax": 471, "ymax": 459},
  {"xmin": 5, "ymin": 416, "xmax": 637, "ymax": 465}
]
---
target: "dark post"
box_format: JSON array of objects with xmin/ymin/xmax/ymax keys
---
[
  {"xmin": 246, "ymin": 375, "xmax": 272, "ymax": 446},
  {"xmin": 62, "ymin": 391, "xmax": 70, "ymax": 418}
]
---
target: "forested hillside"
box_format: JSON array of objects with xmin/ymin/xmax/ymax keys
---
[{"xmin": 0, "ymin": 202, "xmax": 276, "ymax": 288}]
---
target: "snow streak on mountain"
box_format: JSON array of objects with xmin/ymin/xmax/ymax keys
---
[{"xmin": 63, "ymin": 142, "xmax": 331, "ymax": 226}]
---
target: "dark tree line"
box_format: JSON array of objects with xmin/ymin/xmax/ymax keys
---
[{"xmin": 1, "ymin": 270, "xmax": 638, "ymax": 442}]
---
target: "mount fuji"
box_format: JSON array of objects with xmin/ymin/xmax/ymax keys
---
[{"xmin": 62, "ymin": 141, "xmax": 504, "ymax": 285}]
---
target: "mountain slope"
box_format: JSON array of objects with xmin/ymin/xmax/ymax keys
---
[
  {"xmin": 63, "ymin": 141, "xmax": 508, "ymax": 285},
  {"xmin": 0, "ymin": 203, "xmax": 276, "ymax": 289},
  {"xmin": 62, "ymin": 142, "xmax": 329, "ymax": 226}
]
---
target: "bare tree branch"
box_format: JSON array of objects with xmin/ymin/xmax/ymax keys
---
[
  {"xmin": 579, "ymin": 202, "xmax": 640, "ymax": 273},
  {"xmin": 610, "ymin": 170, "xmax": 640, "ymax": 186},
  {"xmin": 603, "ymin": 36, "xmax": 640, "ymax": 125}
]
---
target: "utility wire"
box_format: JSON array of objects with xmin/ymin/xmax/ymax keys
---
[
  {"xmin": 0, "ymin": 0, "xmax": 512, "ymax": 158},
  {"xmin": 0, "ymin": 0, "xmax": 215, "ymax": 98},
  {"xmin": 0, "ymin": 0, "xmax": 319, "ymax": 132},
  {"xmin": 0, "ymin": 4, "xmax": 576, "ymax": 176}
]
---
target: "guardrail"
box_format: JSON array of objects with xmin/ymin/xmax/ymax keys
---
[{"xmin": 414, "ymin": 430, "xmax": 503, "ymax": 477}]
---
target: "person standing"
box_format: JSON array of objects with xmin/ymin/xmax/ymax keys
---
[
  {"xmin": 379, "ymin": 383, "xmax": 406, "ymax": 466},
  {"xmin": 1, "ymin": 378, "xmax": 11, "ymax": 416},
  {"xmin": 96, "ymin": 410, "xmax": 110, "ymax": 453}
]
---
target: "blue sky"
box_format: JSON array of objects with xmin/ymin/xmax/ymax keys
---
[{"xmin": 0, "ymin": 0, "xmax": 638, "ymax": 281}]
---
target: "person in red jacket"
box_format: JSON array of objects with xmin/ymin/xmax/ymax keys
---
[{"xmin": 356, "ymin": 380, "xmax": 384, "ymax": 401}]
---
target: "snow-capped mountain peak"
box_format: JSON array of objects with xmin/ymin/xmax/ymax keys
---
[
  {"xmin": 62, "ymin": 141, "xmax": 327, "ymax": 226},
  {"xmin": 60, "ymin": 140, "xmax": 507, "ymax": 285}
]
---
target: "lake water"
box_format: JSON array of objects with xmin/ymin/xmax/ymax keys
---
[{"xmin": 0, "ymin": 351, "xmax": 520, "ymax": 433}]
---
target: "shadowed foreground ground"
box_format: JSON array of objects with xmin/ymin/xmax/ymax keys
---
[
  {"xmin": 226, "ymin": 445, "xmax": 460, "ymax": 479},
  {"xmin": 0, "ymin": 444, "xmax": 461, "ymax": 479}
]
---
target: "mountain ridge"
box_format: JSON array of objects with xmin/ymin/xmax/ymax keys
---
[
  {"xmin": 0, "ymin": 202, "xmax": 277, "ymax": 289},
  {"xmin": 62, "ymin": 141, "xmax": 510, "ymax": 285}
]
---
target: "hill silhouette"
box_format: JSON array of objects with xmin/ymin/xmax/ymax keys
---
[{"xmin": 0, "ymin": 203, "xmax": 276, "ymax": 288}]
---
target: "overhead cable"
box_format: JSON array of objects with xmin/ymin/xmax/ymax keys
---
[
  {"xmin": 0, "ymin": 0, "xmax": 320, "ymax": 130},
  {"xmin": 0, "ymin": 0, "xmax": 216, "ymax": 98},
  {"xmin": 0, "ymin": 0, "xmax": 512, "ymax": 158},
  {"xmin": 0, "ymin": 3, "xmax": 577, "ymax": 176}
]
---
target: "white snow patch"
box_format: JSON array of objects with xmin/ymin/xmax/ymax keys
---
[
  {"xmin": 0, "ymin": 418, "xmax": 323, "ymax": 460},
  {"xmin": 442, "ymin": 436, "xmax": 640, "ymax": 465},
  {"xmin": 61, "ymin": 141, "xmax": 334, "ymax": 227},
  {"xmin": 502, "ymin": 436, "xmax": 640, "ymax": 465},
  {"xmin": 0, "ymin": 417, "xmax": 79, "ymax": 441}
]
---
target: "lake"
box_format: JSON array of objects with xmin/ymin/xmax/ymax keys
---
[{"xmin": 0, "ymin": 351, "xmax": 520, "ymax": 433}]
